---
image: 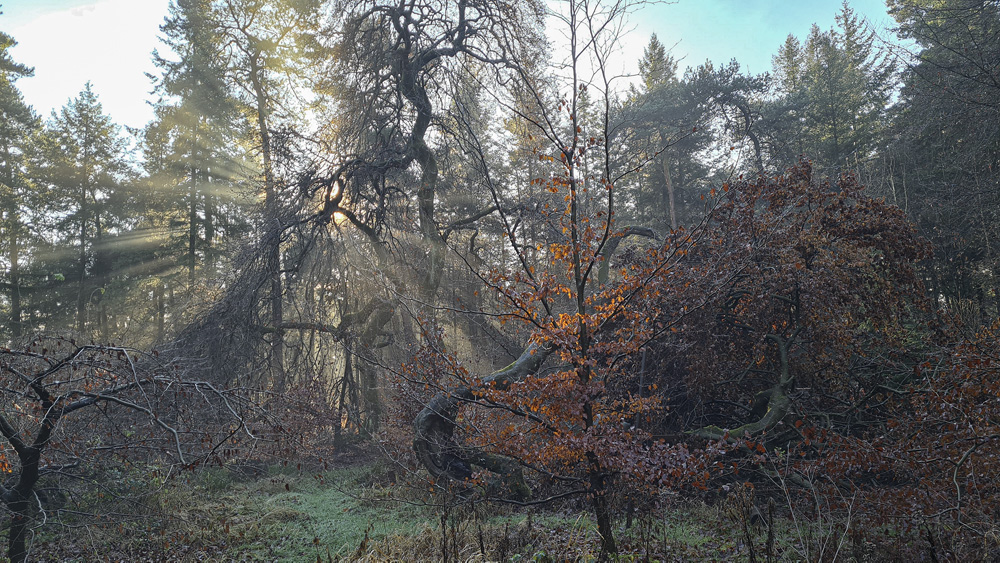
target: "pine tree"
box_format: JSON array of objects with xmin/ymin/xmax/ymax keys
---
[
  {"xmin": 0, "ymin": 29, "xmax": 40, "ymax": 339},
  {"xmin": 625, "ymin": 35, "xmax": 708, "ymax": 232},
  {"xmin": 767, "ymin": 3, "xmax": 895, "ymax": 171},
  {"xmin": 638, "ymin": 34, "xmax": 677, "ymax": 92},
  {"xmin": 153, "ymin": 0, "xmax": 246, "ymax": 293},
  {"xmin": 32, "ymin": 83, "xmax": 129, "ymax": 336},
  {"xmin": 772, "ymin": 35, "xmax": 804, "ymax": 95}
]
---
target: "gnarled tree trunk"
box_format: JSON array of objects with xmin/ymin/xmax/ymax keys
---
[{"xmin": 413, "ymin": 341, "xmax": 553, "ymax": 498}]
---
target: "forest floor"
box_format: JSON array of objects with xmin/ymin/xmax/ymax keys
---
[{"xmin": 24, "ymin": 447, "xmax": 876, "ymax": 562}]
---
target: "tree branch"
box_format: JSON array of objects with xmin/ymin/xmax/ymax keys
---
[{"xmin": 413, "ymin": 340, "xmax": 554, "ymax": 490}]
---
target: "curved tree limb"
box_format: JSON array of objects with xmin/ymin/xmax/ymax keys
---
[
  {"xmin": 690, "ymin": 328, "xmax": 801, "ymax": 442},
  {"xmin": 413, "ymin": 340, "xmax": 553, "ymax": 497},
  {"xmin": 597, "ymin": 226, "xmax": 658, "ymax": 285}
]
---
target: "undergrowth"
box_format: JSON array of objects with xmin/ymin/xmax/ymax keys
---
[{"xmin": 17, "ymin": 457, "xmax": 962, "ymax": 561}]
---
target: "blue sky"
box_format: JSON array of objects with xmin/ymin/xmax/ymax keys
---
[
  {"xmin": 624, "ymin": 0, "xmax": 897, "ymax": 75},
  {"xmin": 0, "ymin": 0, "xmax": 898, "ymax": 131}
]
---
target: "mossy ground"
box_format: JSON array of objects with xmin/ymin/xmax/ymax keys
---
[{"xmin": 17, "ymin": 454, "xmax": 901, "ymax": 562}]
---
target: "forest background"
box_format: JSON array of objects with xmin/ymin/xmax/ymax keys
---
[{"xmin": 0, "ymin": 0, "xmax": 999, "ymax": 561}]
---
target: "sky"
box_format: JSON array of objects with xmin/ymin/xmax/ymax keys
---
[
  {"xmin": 622, "ymin": 0, "xmax": 898, "ymax": 75},
  {"xmin": 0, "ymin": 0, "xmax": 899, "ymax": 132},
  {"xmin": 2, "ymin": 0, "xmax": 169, "ymax": 130}
]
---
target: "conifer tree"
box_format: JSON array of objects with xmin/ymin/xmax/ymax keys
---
[
  {"xmin": 32, "ymin": 84, "xmax": 129, "ymax": 337},
  {"xmin": 624, "ymin": 35, "xmax": 719, "ymax": 231},
  {"xmin": 0, "ymin": 28, "xmax": 40, "ymax": 339},
  {"xmin": 887, "ymin": 0, "xmax": 1000, "ymax": 321},
  {"xmin": 152, "ymin": 0, "xmax": 246, "ymax": 297},
  {"xmin": 767, "ymin": 2, "xmax": 895, "ymax": 171}
]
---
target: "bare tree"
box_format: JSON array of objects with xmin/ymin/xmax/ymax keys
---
[{"xmin": 0, "ymin": 336, "xmax": 257, "ymax": 563}]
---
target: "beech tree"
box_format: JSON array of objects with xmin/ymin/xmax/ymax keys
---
[
  {"xmin": 678, "ymin": 163, "xmax": 928, "ymax": 444},
  {"xmin": 404, "ymin": 0, "xmax": 715, "ymax": 557},
  {"xmin": 253, "ymin": 0, "xmax": 553, "ymax": 434},
  {"xmin": 872, "ymin": 322, "xmax": 1000, "ymax": 540},
  {"xmin": 408, "ymin": 160, "xmax": 929, "ymax": 560}
]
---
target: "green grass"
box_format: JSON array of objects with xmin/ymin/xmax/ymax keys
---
[
  {"xmin": 25, "ymin": 463, "xmax": 760, "ymax": 562},
  {"xmin": 26, "ymin": 459, "xmax": 941, "ymax": 561},
  {"xmin": 237, "ymin": 477, "xmax": 428, "ymax": 558},
  {"xmin": 26, "ymin": 461, "xmax": 432, "ymax": 561},
  {"xmin": 172, "ymin": 461, "xmax": 436, "ymax": 561}
]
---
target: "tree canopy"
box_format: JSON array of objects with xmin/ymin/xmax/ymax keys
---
[{"xmin": 2, "ymin": 0, "xmax": 1000, "ymax": 559}]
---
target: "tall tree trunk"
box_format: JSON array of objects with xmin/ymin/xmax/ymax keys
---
[
  {"xmin": 248, "ymin": 49, "xmax": 285, "ymax": 391},
  {"xmin": 188, "ymin": 162, "xmax": 198, "ymax": 286},
  {"xmin": 205, "ymin": 191, "xmax": 215, "ymax": 275},
  {"xmin": 9, "ymin": 225, "xmax": 20, "ymax": 339},
  {"xmin": 333, "ymin": 339, "xmax": 352, "ymax": 443},
  {"xmin": 76, "ymin": 185, "xmax": 88, "ymax": 335},
  {"xmin": 414, "ymin": 133, "xmax": 445, "ymax": 299},
  {"xmin": 94, "ymin": 212, "xmax": 108, "ymax": 338},
  {"xmin": 3, "ymin": 142, "xmax": 23, "ymax": 339},
  {"xmin": 399, "ymin": 54, "xmax": 445, "ymax": 300},
  {"xmin": 661, "ymin": 151, "xmax": 677, "ymax": 232},
  {"xmin": 358, "ymin": 304, "xmax": 394, "ymax": 435},
  {"xmin": 168, "ymin": 283, "xmax": 175, "ymax": 330},
  {"xmin": 155, "ymin": 281, "xmax": 165, "ymax": 343}
]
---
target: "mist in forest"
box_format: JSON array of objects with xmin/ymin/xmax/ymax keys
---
[{"xmin": 0, "ymin": 1, "xmax": 998, "ymax": 560}]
